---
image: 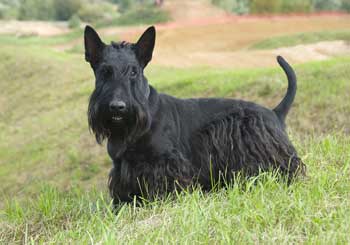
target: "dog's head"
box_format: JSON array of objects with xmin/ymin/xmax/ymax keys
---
[{"xmin": 85, "ymin": 26, "xmax": 156, "ymax": 144}]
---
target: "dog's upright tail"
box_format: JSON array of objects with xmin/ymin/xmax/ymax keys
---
[{"xmin": 273, "ymin": 56, "xmax": 297, "ymax": 124}]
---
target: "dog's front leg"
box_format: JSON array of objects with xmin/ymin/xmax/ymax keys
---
[{"xmin": 108, "ymin": 149, "xmax": 194, "ymax": 205}]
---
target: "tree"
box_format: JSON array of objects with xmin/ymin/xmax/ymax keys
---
[
  {"xmin": 53, "ymin": 0, "xmax": 82, "ymax": 21},
  {"xmin": 18, "ymin": 0, "xmax": 55, "ymax": 20},
  {"xmin": 312, "ymin": 0, "xmax": 342, "ymax": 11}
]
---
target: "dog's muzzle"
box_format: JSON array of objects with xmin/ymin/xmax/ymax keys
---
[{"xmin": 109, "ymin": 100, "xmax": 127, "ymax": 123}]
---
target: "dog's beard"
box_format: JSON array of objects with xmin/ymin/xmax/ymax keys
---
[
  {"xmin": 88, "ymin": 99, "xmax": 111, "ymax": 144},
  {"xmin": 126, "ymin": 99, "xmax": 152, "ymax": 143},
  {"xmin": 88, "ymin": 97, "xmax": 152, "ymax": 145}
]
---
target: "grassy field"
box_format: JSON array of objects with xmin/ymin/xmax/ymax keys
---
[
  {"xmin": 1, "ymin": 22, "xmax": 350, "ymax": 243},
  {"xmin": 250, "ymin": 30, "xmax": 350, "ymax": 49}
]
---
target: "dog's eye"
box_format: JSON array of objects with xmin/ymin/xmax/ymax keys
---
[
  {"xmin": 101, "ymin": 66, "xmax": 113, "ymax": 78},
  {"xmin": 130, "ymin": 67, "xmax": 138, "ymax": 77}
]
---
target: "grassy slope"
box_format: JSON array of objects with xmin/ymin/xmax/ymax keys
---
[
  {"xmin": 250, "ymin": 30, "xmax": 350, "ymax": 49},
  {"xmin": 1, "ymin": 35, "xmax": 350, "ymax": 243}
]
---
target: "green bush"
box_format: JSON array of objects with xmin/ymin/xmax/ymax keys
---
[
  {"xmin": 78, "ymin": 4, "xmax": 104, "ymax": 22},
  {"xmin": 18, "ymin": 0, "xmax": 55, "ymax": 20},
  {"xmin": 120, "ymin": 6, "xmax": 169, "ymax": 25},
  {"xmin": 0, "ymin": 0, "xmax": 20, "ymax": 6},
  {"xmin": 280, "ymin": 0, "xmax": 312, "ymax": 13},
  {"xmin": 250, "ymin": 0, "xmax": 282, "ymax": 14},
  {"xmin": 0, "ymin": 0, "xmax": 19, "ymax": 19},
  {"xmin": 100, "ymin": 5, "xmax": 170, "ymax": 26},
  {"xmin": 211, "ymin": 0, "xmax": 250, "ymax": 15},
  {"xmin": 213, "ymin": 0, "xmax": 348, "ymax": 13},
  {"xmin": 312, "ymin": 0, "xmax": 342, "ymax": 11},
  {"xmin": 17, "ymin": 0, "xmax": 81, "ymax": 21},
  {"xmin": 0, "ymin": 4, "xmax": 7, "ymax": 19},
  {"xmin": 211, "ymin": 0, "xmax": 232, "ymax": 11},
  {"xmin": 78, "ymin": 2, "xmax": 118, "ymax": 23},
  {"xmin": 53, "ymin": 0, "xmax": 82, "ymax": 21},
  {"xmin": 68, "ymin": 14, "xmax": 81, "ymax": 29},
  {"xmin": 117, "ymin": 0, "xmax": 132, "ymax": 13},
  {"xmin": 232, "ymin": 0, "xmax": 250, "ymax": 14},
  {"xmin": 6, "ymin": 0, "xmax": 163, "ymax": 23},
  {"xmin": 341, "ymin": 0, "xmax": 350, "ymax": 11}
]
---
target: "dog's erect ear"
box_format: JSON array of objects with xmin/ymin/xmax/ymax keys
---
[
  {"xmin": 84, "ymin": 26, "xmax": 105, "ymax": 67},
  {"xmin": 136, "ymin": 26, "xmax": 156, "ymax": 68}
]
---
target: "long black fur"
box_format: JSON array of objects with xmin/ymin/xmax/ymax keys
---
[{"xmin": 84, "ymin": 26, "xmax": 305, "ymax": 204}]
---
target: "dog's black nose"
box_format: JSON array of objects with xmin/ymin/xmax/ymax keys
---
[{"xmin": 109, "ymin": 101, "xmax": 126, "ymax": 113}]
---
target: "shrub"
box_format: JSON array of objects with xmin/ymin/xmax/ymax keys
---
[
  {"xmin": 280, "ymin": 0, "xmax": 312, "ymax": 13},
  {"xmin": 18, "ymin": 0, "xmax": 55, "ymax": 20},
  {"xmin": 114, "ymin": 5, "xmax": 170, "ymax": 25},
  {"xmin": 211, "ymin": 0, "xmax": 249, "ymax": 15},
  {"xmin": 0, "ymin": 4, "xmax": 7, "ymax": 19},
  {"xmin": 117, "ymin": 0, "xmax": 132, "ymax": 13},
  {"xmin": 250, "ymin": 0, "xmax": 282, "ymax": 14},
  {"xmin": 341, "ymin": 0, "xmax": 350, "ymax": 11},
  {"xmin": 211, "ymin": 0, "xmax": 232, "ymax": 11},
  {"xmin": 232, "ymin": 0, "xmax": 250, "ymax": 14},
  {"xmin": 53, "ymin": 0, "xmax": 82, "ymax": 21},
  {"xmin": 98, "ymin": 4, "xmax": 170, "ymax": 27},
  {"xmin": 68, "ymin": 14, "xmax": 81, "ymax": 29},
  {"xmin": 312, "ymin": 0, "xmax": 342, "ymax": 11},
  {"xmin": 78, "ymin": 2, "xmax": 118, "ymax": 23},
  {"xmin": 0, "ymin": 0, "xmax": 19, "ymax": 19},
  {"xmin": 213, "ymin": 0, "xmax": 349, "ymax": 13},
  {"xmin": 78, "ymin": 4, "xmax": 104, "ymax": 23},
  {"xmin": 17, "ymin": 0, "xmax": 82, "ymax": 21}
]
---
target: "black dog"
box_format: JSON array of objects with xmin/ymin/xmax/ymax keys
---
[{"xmin": 84, "ymin": 26, "xmax": 305, "ymax": 203}]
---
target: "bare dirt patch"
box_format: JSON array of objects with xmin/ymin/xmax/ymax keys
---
[
  {"xmin": 148, "ymin": 14, "xmax": 350, "ymax": 68},
  {"xmin": 95, "ymin": 13, "xmax": 350, "ymax": 68},
  {"xmin": 46, "ymin": 0, "xmax": 350, "ymax": 69},
  {"xmin": 166, "ymin": 40, "xmax": 350, "ymax": 68},
  {"xmin": 273, "ymin": 40, "xmax": 350, "ymax": 62}
]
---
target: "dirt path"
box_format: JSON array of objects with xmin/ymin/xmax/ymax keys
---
[
  {"xmin": 160, "ymin": 40, "xmax": 349, "ymax": 68},
  {"xmin": 89, "ymin": 12, "xmax": 350, "ymax": 68},
  {"xmin": 149, "ymin": 13, "xmax": 350, "ymax": 68}
]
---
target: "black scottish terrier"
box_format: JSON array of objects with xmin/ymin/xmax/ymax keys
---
[{"xmin": 84, "ymin": 25, "xmax": 305, "ymax": 204}]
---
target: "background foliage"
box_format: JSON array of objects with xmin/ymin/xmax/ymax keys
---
[
  {"xmin": 1, "ymin": 0, "xmax": 349, "ymax": 22},
  {"xmin": 0, "ymin": 0, "xmax": 170, "ymax": 27},
  {"xmin": 211, "ymin": 0, "xmax": 350, "ymax": 14}
]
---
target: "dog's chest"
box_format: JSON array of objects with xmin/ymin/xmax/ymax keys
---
[
  {"xmin": 123, "ymin": 137, "xmax": 179, "ymax": 164},
  {"xmin": 108, "ymin": 138, "xmax": 167, "ymax": 164},
  {"xmin": 122, "ymin": 145, "xmax": 155, "ymax": 163}
]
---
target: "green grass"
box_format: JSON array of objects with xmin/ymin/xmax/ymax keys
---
[
  {"xmin": 96, "ymin": 6, "xmax": 170, "ymax": 28},
  {"xmin": 0, "ymin": 34, "xmax": 350, "ymax": 243},
  {"xmin": 0, "ymin": 29, "xmax": 83, "ymax": 46},
  {"xmin": 2, "ymin": 137, "xmax": 350, "ymax": 243},
  {"xmin": 250, "ymin": 30, "xmax": 350, "ymax": 49}
]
